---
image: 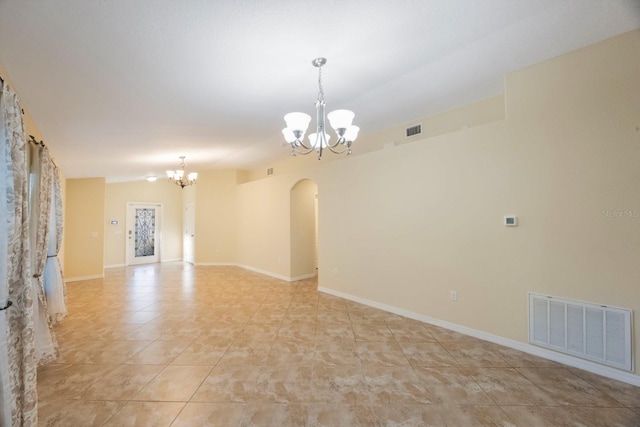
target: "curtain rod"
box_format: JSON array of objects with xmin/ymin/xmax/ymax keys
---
[
  {"xmin": 28, "ymin": 135, "xmax": 59, "ymax": 170},
  {"xmin": 28, "ymin": 135, "xmax": 45, "ymax": 147}
]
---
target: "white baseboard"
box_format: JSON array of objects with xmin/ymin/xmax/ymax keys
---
[
  {"xmin": 64, "ymin": 274, "xmax": 104, "ymax": 283},
  {"xmin": 196, "ymin": 262, "xmax": 238, "ymax": 267},
  {"xmin": 291, "ymin": 272, "xmax": 317, "ymax": 281},
  {"xmin": 161, "ymin": 258, "xmax": 182, "ymax": 263},
  {"xmin": 318, "ymin": 286, "xmax": 640, "ymax": 388},
  {"xmin": 104, "ymin": 264, "xmax": 125, "ymax": 269},
  {"xmin": 195, "ymin": 262, "xmax": 314, "ymax": 283},
  {"xmin": 236, "ymin": 264, "xmax": 293, "ymax": 282}
]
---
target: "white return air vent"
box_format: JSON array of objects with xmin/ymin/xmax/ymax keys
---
[
  {"xmin": 529, "ymin": 293, "xmax": 632, "ymax": 371},
  {"xmin": 405, "ymin": 124, "xmax": 422, "ymax": 138}
]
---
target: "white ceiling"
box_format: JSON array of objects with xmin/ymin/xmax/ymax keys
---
[{"xmin": 1, "ymin": 0, "xmax": 639, "ymax": 182}]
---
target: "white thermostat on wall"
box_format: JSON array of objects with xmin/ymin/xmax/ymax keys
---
[{"xmin": 504, "ymin": 216, "xmax": 518, "ymax": 227}]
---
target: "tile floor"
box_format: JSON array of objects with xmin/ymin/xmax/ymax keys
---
[{"xmin": 37, "ymin": 263, "xmax": 640, "ymax": 426}]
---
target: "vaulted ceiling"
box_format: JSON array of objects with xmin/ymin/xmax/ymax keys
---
[{"xmin": 1, "ymin": 0, "xmax": 639, "ymax": 182}]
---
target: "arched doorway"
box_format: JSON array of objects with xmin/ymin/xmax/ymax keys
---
[{"xmin": 290, "ymin": 179, "xmax": 318, "ymax": 279}]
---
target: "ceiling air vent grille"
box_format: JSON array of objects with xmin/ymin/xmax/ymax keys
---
[{"xmin": 405, "ymin": 124, "xmax": 422, "ymax": 138}]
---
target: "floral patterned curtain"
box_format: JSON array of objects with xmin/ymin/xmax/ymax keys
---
[
  {"xmin": 43, "ymin": 165, "xmax": 66, "ymax": 323},
  {"xmin": 0, "ymin": 79, "xmax": 38, "ymax": 426},
  {"xmin": 28, "ymin": 142, "xmax": 58, "ymax": 364}
]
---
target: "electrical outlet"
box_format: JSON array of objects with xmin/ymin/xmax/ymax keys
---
[{"xmin": 450, "ymin": 291, "xmax": 457, "ymax": 302}]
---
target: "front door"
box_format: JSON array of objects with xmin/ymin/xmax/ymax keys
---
[{"xmin": 126, "ymin": 203, "xmax": 161, "ymax": 265}]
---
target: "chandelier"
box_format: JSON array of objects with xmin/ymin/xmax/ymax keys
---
[
  {"xmin": 282, "ymin": 57, "xmax": 359, "ymax": 159},
  {"xmin": 166, "ymin": 156, "xmax": 198, "ymax": 188}
]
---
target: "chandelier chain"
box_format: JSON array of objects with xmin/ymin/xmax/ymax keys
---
[{"xmin": 317, "ymin": 65, "xmax": 324, "ymax": 103}]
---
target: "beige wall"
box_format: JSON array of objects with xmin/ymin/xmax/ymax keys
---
[
  {"xmin": 290, "ymin": 179, "xmax": 318, "ymax": 278},
  {"xmin": 235, "ymin": 30, "xmax": 640, "ymax": 375},
  {"xmin": 193, "ymin": 170, "xmax": 239, "ymax": 264},
  {"xmin": 322, "ymin": 30, "xmax": 640, "ymax": 373},
  {"xmin": 104, "ymin": 180, "xmax": 184, "ymax": 266},
  {"xmin": 64, "ymin": 178, "xmax": 105, "ymax": 279}
]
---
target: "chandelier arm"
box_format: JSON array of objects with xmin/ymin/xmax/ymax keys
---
[
  {"xmin": 325, "ymin": 135, "xmax": 345, "ymax": 149},
  {"xmin": 295, "ymin": 138, "xmax": 315, "ymax": 151},
  {"xmin": 290, "ymin": 143, "xmax": 316, "ymax": 156},
  {"xmin": 325, "ymin": 141, "xmax": 353, "ymax": 155}
]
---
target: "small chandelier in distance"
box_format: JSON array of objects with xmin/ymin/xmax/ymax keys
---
[
  {"xmin": 282, "ymin": 57, "xmax": 359, "ymax": 159},
  {"xmin": 166, "ymin": 156, "xmax": 198, "ymax": 188}
]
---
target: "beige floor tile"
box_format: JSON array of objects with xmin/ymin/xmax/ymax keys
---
[
  {"xmin": 398, "ymin": 341, "xmax": 459, "ymax": 367},
  {"xmin": 413, "ymin": 367, "xmax": 494, "ymax": 405},
  {"xmin": 424, "ymin": 325, "xmax": 481, "ymax": 343},
  {"xmin": 125, "ymin": 338, "xmax": 193, "ymax": 364},
  {"xmin": 314, "ymin": 338, "xmax": 361, "ymax": 366},
  {"xmin": 79, "ymin": 364, "xmax": 164, "ymax": 400},
  {"xmin": 315, "ymin": 321, "xmax": 355, "ymax": 340},
  {"xmin": 123, "ymin": 323, "xmax": 164, "ymax": 340},
  {"xmin": 517, "ymin": 367, "xmax": 623, "ymax": 407},
  {"xmin": 237, "ymin": 322, "xmax": 282, "ymax": 339},
  {"xmin": 276, "ymin": 320, "xmax": 317, "ymax": 342},
  {"xmin": 569, "ymin": 367, "xmax": 640, "ymax": 408},
  {"xmin": 465, "ymin": 367, "xmax": 557, "ymax": 406},
  {"xmin": 362, "ymin": 366, "xmax": 430, "ymax": 404},
  {"xmin": 316, "ymin": 310, "xmax": 351, "ymax": 323},
  {"xmin": 171, "ymin": 336, "xmax": 233, "ymax": 365},
  {"xmin": 218, "ymin": 340, "xmax": 273, "ymax": 365},
  {"xmin": 191, "ymin": 365, "xmax": 263, "ymax": 403},
  {"xmin": 240, "ymin": 403, "xmax": 308, "ymax": 427},
  {"xmin": 37, "ymin": 363, "xmax": 118, "ymax": 400},
  {"xmin": 117, "ymin": 310, "xmax": 160, "ymax": 324},
  {"xmin": 387, "ymin": 321, "xmax": 438, "ymax": 342},
  {"xmin": 103, "ymin": 401, "xmax": 185, "ymax": 426},
  {"xmin": 39, "ymin": 264, "xmax": 640, "ymax": 426},
  {"xmin": 38, "ymin": 399, "xmax": 123, "ymax": 426},
  {"xmin": 58, "ymin": 339, "xmax": 153, "ymax": 364},
  {"xmin": 254, "ymin": 366, "xmax": 313, "ymax": 403},
  {"xmin": 308, "ymin": 404, "xmax": 378, "ymax": 426},
  {"xmin": 501, "ymin": 405, "xmax": 628, "ymax": 427},
  {"xmin": 199, "ymin": 321, "xmax": 246, "ymax": 339},
  {"xmin": 492, "ymin": 346, "xmax": 562, "ymax": 368},
  {"xmin": 439, "ymin": 341, "xmax": 510, "ymax": 368},
  {"xmin": 171, "ymin": 402, "xmax": 246, "ymax": 427},
  {"xmin": 133, "ymin": 365, "xmax": 212, "ymax": 401},
  {"xmin": 266, "ymin": 340, "xmax": 315, "ymax": 365},
  {"xmin": 435, "ymin": 404, "xmax": 515, "ymax": 426},
  {"xmin": 372, "ymin": 404, "xmax": 446, "ymax": 426},
  {"xmin": 355, "ymin": 341, "xmax": 411, "ymax": 366},
  {"xmin": 569, "ymin": 406, "xmax": 640, "ymax": 427},
  {"xmin": 352, "ymin": 322, "xmax": 395, "ymax": 342},
  {"xmin": 311, "ymin": 365, "xmax": 370, "ymax": 405}
]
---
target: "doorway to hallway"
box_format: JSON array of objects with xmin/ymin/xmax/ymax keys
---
[{"xmin": 290, "ymin": 179, "xmax": 318, "ymax": 279}]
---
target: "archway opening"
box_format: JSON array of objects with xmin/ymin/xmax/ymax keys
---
[{"xmin": 290, "ymin": 179, "xmax": 318, "ymax": 280}]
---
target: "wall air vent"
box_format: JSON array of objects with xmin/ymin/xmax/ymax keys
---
[
  {"xmin": 405, "ymin": 124, "xmax": 422, "ymax": 138},
  {"xmin": 529, "ymin": 293, "xmax": 633, "ymax": 371}
]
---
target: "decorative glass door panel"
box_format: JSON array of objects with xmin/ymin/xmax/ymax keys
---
[
  {"xmin": 135, "ymin": 208, "xmax": 155, "ymax": 257},
  {"xmin": 126, "ymin": 203, "xmax": 161, "ymax": 265}
]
